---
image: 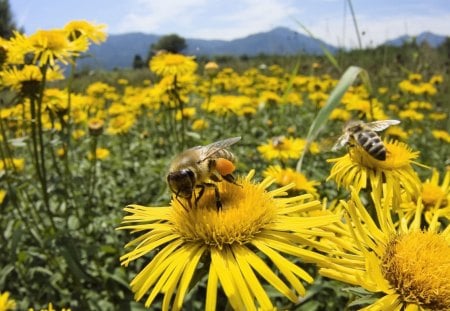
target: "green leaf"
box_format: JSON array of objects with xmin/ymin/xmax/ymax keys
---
[{"xmin": 296, "ymin": 66, "xmax": 367, "ymax": 172}]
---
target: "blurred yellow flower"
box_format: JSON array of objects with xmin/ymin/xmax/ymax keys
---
[
  {"xmin": 175, "ymin": 107, "xmax": 196, "ymax": 120},
  {"xmin": 191, "ymin": 119, "xmax": 209, "ymax": 131},
  {"xmin": 64, "ymin": 20, "xmax": 107, "ymax": 44},
  {"xmin": 432, "ymin": 130, "xmax": 450, "ymax": 143},
  {"xmin": 258, "ymin": 136, "xmax": 305, "ymax": 161},
  {"xmin": 0, "ymin": 189, "xmax": 6, "ymax": 204},
  {"xmin": 0, "ymin": 158, "xmax": 25, "ymax": 172},
  {"xmin": 398, "ymin": 109, "xmax": 424, "ymax": 121},
  {"xmin": 263, "ymin": 165, "xmax": 320, "ymax": 197},
  {"xmin": 107, "ymin": 115, "xmax": 135, "ymax": 135},
  {"xmin": 119, "ymin": 171, "xmax": 337, "ymax": 310},
  {"xmin": 0, "ymin": 291, "xmax": 16, "ymax": 310},
  {"xmin": 88, "ymin": 147, "xmax": 110, "ymax": 161},
  {"xmin": 150, "ymin": 53, "xmax": 197, "ymax": 77}
]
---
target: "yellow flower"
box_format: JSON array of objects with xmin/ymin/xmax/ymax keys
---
[
  {"xmin": 432, "ymin": 130, "xmax": 450, "ymax": 143},
  {"xmin": 329, "ymin": 108, "xmax": 351, "ymax": 121},
  {"xmin": 401, "ymin": 169, "xmax": 450, "ymax": 225},
  {"xmin": 150, "ymin": 53, "xmax": 197, "ymax": 77},
  {"xmin": 191, "ymin": 119, "xmax": 209, "ymax": 131},
  {"xmin": 88, "ymin": 147, "xmax": 110, "ymax": 161},
  {"xmin": 64, "ymin": 20, "xmax": 107, "ymax": 44},
  {"xmin": 398, "ymin": 109, "xmax": 424, "ymax": 121},
  {"xmin": 319, "ymin": 189, "xmax": 450, "ymax": 311},
  {"xmin": 1, "ymin": 65, "xmax": 64, "ymax": 94},
  {"xmin": 258, "ymin": 136, "xmax": 305, "ymax": 161},
  {"xmin": 263, "ymin": 165, "xmax": 320, "ymax": 197},
  {"xmin": 327, "ymin": 140, "xmax": 421, "ymax": 203},
  {"xmin": 385, "ymin": 126, "xmax": 408, "ymax": 140},
  {"xmin": 13, "ymin": 29, "xmax": 88, "ymax": 66},
  {"xmin": 0, "ymin": 158, "xmax": 25, "ymax": 172},
  {"xmin": 430, "ymin": 74, "xmax": 443, "ymax": 85},
  {"xmin": 429, "ymin": 112, "xmax": 447, "ymax": 121},
  {"xmin": 119, "ymin": 171, "xmax": 338, "ymax": 310},
  {"xmin": 28, "ymin": 302, "xmax": 72, "ymax": 311},
  {"xmin": 0, "ymin": 291, "xmax": 16, "ymax": 310},
  {"xmin": 175, "ymin": 107, "xmax": 196, "ymax": 120},
  {"xmin": 202, "ymin": 95, "xmax": 253, "ymax": 116},
  {"xmin": 106, "ymin": 115, "xmax": 135, "ymax": 135},
  {"xmin": 0, "ymin": 189, "xmax": 6, "ymax": 204}
]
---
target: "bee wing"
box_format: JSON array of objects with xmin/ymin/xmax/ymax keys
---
[
  {"xmin": 366, "ymin": 120, "xmax": 400, "ymax": 131},
  {"xmin": 332, "ymin": 133, "xmax": 350, "ymax": 151},
  {"xmin": 199, "ymin": 136, "xmax": 241, "ymax": 161}
]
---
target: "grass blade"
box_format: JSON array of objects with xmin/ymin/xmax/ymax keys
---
[{"xmin": 296, "ymin": 66, "xmax": 367, "ymax": 172}]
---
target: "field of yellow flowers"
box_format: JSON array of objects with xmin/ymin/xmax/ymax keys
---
[{"xmin": 0, "ymin": 21, "xmax": 449, "ymax": 311}]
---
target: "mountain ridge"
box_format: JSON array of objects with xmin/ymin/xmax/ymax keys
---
[{"xmin": 79, "ymin": 27, "xmax": 448, "ymax": 70}]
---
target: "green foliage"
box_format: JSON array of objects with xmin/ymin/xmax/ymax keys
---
[
  {"xmin": 149, "ymin": 33, "xmax": 187, "ymax": 55},
  {"xmin": 0, "ymin": 0, "xmax": 17, "ymax": 38}
]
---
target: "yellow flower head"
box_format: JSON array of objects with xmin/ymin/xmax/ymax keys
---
[
  {"xmin": 258, "ymin": 136, "xmax": 305, "ymax": 162},
  {"xmin": 150, "ymin": 53, "xmax": 197, "ymax": 77},
  {"xmin": 263, "ymin": 165, "xmax": 320, "ymax": 197},
  {"xmin": 0, "ymin": 291, "xmax": 16, "ymax": 311},
  {"xmin": 319, "ymin": 189, "xmax": 450, "ymax": 311},
  {"xmin": 119, "ymin": 171, "xmax": 338, "ymax": 310},
  {"xmin": 27, "ymin": 29, "xmax": 88, "ymax": 65},
  {"xmin": 191, "ymin": 119, "xmax": 209, "ymax": 131},
  {"xmin": 88, "ymin": 147, "xmax": 110, "ymax": 161},
  {"xmin": 432, "ymin": 130, "xmax": 450, "ymax": 143},
  {"xmin": 327, "ymin": 140, "xmax": 421, "ymax": 202},
  {"xmin": 64, "ymin": 20, "xmax": 107, "ymax": 44}
]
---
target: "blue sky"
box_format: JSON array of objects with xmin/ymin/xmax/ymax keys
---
[{"xmin": 10, "ymin": 0, "xmax": 450, "ymax": 48}]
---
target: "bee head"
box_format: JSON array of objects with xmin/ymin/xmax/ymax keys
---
[{"xmin": 167, "ymin": 169, "xmax": 196, "ymax": 199}]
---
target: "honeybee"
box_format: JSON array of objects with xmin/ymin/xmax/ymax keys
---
[
  {"xmin": 167, "ymin": 137, "xmax": 241, "ymax": 210},
  {"xmin": 271, "ymin": 135, "xmax": 286, "ymax": 147},
  {"xmin": 332, "ymin": 120, "xmax": 400, "ymax": 160}
]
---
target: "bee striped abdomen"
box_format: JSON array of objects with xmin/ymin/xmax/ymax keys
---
[
  {"xmin": 355, "ymin": 131, "xmax": 386, "ymax": 161},
  {"xmin": 214, "ymin": 149, "xmax": 236, "ymax": 162}
]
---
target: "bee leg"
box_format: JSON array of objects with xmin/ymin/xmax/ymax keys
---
[
  {"xmin": 195, "ymin": 184, "xmax": 206, "ymax": 206},
  {"xmin": 201, "ymin": 182, "xmax": 222, "ymax": 210},
  {"xmin": 222, "ymin": 174, "xmax": 241, "ymax": 187}
]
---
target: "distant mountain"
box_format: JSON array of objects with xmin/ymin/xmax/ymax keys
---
[
  {"xmin": 383, "ymin": 31, "xmax": 448, "ymax": 47},
  {"xmin": 78, "ymin": 27, "xmax": 337, "ymax": 70}
]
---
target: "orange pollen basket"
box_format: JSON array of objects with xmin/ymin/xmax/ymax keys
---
[{"xmin": 215, "ymin": 158, "xmax": 236, "ymax": 175}]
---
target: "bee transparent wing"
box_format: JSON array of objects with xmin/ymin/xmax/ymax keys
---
[
  {"xmin": 199, "ymin": 136, "xmax": 241, "ymax": 161},
  {"xmin": 366, "ymin": 120, "xmax": 400, "ymax": 131},
  {"xmin": 332, "ymin": 133, "xmax": 350, "ymax": 151}
]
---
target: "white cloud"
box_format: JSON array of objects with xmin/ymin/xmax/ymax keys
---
[
  {"xmin": 116, "ymin": 0, "xmax": 301, "ymax": 39},
  {"xmin": 307, "ymin": 12, "xmax": 450, "ymax": 48},
  {"xmin": 116, "ymin": 0, "xmax": 209, "ymax": 33}
]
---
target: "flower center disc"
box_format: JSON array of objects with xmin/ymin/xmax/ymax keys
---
[
  {"xmin": 382, "ymin": 231, "xmax": 450, "ymax": 310},
  {"xmin": 171, "ymin": 177, "xmax": 277, "ymax": 249}
]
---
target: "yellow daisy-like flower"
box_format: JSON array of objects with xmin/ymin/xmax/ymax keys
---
[
  {"xmin": 28, "ymin": 302, "xmax": 72, "ymax": 311},
  {"xmin": 191, "ymin": 119, "xmax": 209, "ymax": 131},
  {"xmin": 0, "ymin": 291, "xmax": 16, "ymax": 310},
  {"xmin": 1, "ymin": 65, "xmax": 64, "ymax": 94},
  {"xmin": 0, "ymin": 189, "xmax": 6, "ymax": 204},
  {"xmin": 0, "ymin": 158, "xmax": 25, "ymax": 172},
  {"xmin": 258, "ymin": 136, "xmax": 305, "ymax": 162},
  {"xmin": 401, "ymin": 169, "xmax": 450, "ymax": 224},
  {"xmin": 150, "ymin": 53, "xmax": 197, "ymax": 77},
  {"xmin": 106, "ymin": 114, "xmax": 135, "ymax": 135},
  {"xmin": 87, "ymin": 147, "xmax": 110, "ymax": 161},
  {"xmin": 319, "ymin": 189, "xmax": 450, "ymax": 311},
  {"xmin": 327, "ymin": 140, "xmax": 421, "ymax": 203},
  {"xmin": 16, "ymin": 29, "xmax": 88, "ymax": 66},
  {"xmin": 263, "ymin": 165, "xmax": 320, "ymax": 197},
  {"xmin": 432, "ymin": 130, "xmax": 450, "ymax": 143},
  {"xmin": 119, "ymin": 171, "xmax": 338, "ymax": 310},
  {"xmin": 64, "ymin": 20, "xmax": 107, "ymax": 44}
]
